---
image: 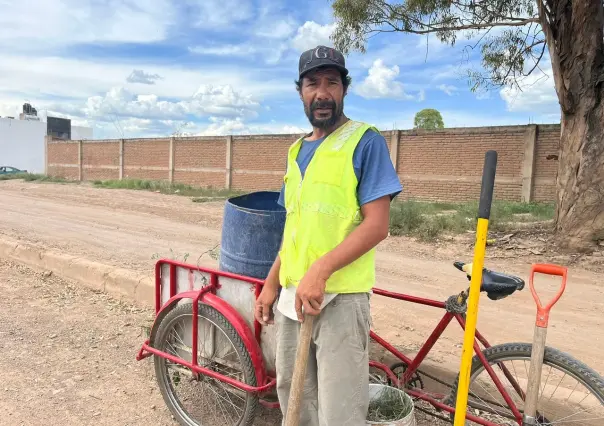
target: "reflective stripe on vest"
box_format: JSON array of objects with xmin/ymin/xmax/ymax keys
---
[{"xmin": 278, "ymin": 120, "xmax": 378, "ymax": 294}]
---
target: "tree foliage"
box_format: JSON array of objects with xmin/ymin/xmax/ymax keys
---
[
  {"xmin": 331, "ymin": 0, "xmax": 547, "ymax": 92},
  {"xmin": 414, "ymin": 108, "xmax": 444, "ymax": 129}
]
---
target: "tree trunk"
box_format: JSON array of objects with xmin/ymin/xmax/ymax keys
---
[
  {"xmin": 555, "ymin": 100, "xmax": 604, "ymax": 251},
  {"xmin": 541, "ymin": 1, "xmax": 604, "ymax": 252}
]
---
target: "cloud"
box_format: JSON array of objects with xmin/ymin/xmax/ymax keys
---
[
  {"xmin": 438, "ymin": 84, "xmax": 458, "ymax": 96},
  {"xmin": 156, "ymin": 117, "xmax": 306, "ymax": 137},
  {"xmin": 0, "ymin": 53, "xmax": 293, "ymax": 103},
  {"xmin": 0, "ymin": 47, "xmax": 298, "ymax": 140},
  {"xmin": 499, "ymin": 63, "xmax": 559, "ymax": 116},
  {"xmin": 191, "ymin": 0, "xmax": 254, "ymax": 27},
  {"xmin": 189, "ymin": 85, "xmax": 260, "ymax": 118},
  {"xmin": 126, "ymin": 70, "xmax": 163, "ymax": 85},
  {"xmin": 195, "ymin": 118, "xmax": 306, "ymax": 136},
  {"xmin": 255, "ymin": 17, "xmax": 297, "ymax": 39},
  {"xmin": 291, "ymin": 21, "xmax": 336, "ymax": 52},
  {"xmin": 198, "ymin": 118, "xmax": 248, "ymax": 135},
  {"xmin": 0, "ymin": 101, "xmax": 21, "ymax": 118},
  {"xmin": 354, "ymin": 60, "xmax": 420, "ymax": 101},
  {"xmin": 189, "ymin": 19, "xmax": 336, "ymax": 65},
  {"xmin": 362, "ymin": 107, "xmax": 559, "ymax": 132},
  {"xmin": 190, "ymin": 19, "xmax": 336, "ymax": 64},
  {"xmin": 82, "ymin": 117, "xmax": 179, "ymax": 139},
  {"xmin": 188, "ymin": 42, "xmax": 289, "ymax": 64},
  {"xmin": 188, "ymin": 44, "xmax": 257, "ymax": 57},
  {"xmin": 45, "ymin": 84, "xmax": 260, "ymax": 127},
  {"xmin": 27, "ymin": 104, "xmax": 306, "ymax": 139},
  {"xmin": 0, "ymin": 0, "xmax": 175, "ymax": 50}
]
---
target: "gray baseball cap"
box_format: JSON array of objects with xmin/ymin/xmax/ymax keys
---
[{"xmin": 298, "ymin": 45, "xmax": 348, "ymax": 78}]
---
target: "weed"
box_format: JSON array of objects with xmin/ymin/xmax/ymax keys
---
[
  {"xmin": 388, "ymin": 199, "xmax": 554, "ymax": 241},
  {"xmin": 389, "ymin": 200, "xmax": 425, "ymax": 236},
  {"xmin": 151, "ymin": 248, "xmax": 190, "ymax": 263},
  {"xmin": 367, "ymin": 386, "xmax": 413, "ymax": 422},
  {"xmin": 0, "ymin": 173, "xmax": 74, "ymax": 183},
  {"xmin": 93, "ymin": 178, "xmax": 243, "ymax": 199}
]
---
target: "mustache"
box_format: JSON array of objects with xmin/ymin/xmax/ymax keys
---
[{"xmin": 310, "ymin": 100, "xmax": 336, "ymax": 111}]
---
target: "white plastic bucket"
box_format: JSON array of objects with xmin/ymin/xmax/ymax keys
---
[{"xmin": 366, "ymin": 384, "xmax": 416, "ymax": 426}]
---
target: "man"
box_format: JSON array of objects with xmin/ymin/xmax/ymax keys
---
[{"xmin": 254, "ymin": 45, "xmax": 402, "ymax": 425}]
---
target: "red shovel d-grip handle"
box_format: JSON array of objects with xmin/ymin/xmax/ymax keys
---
[{"xmin": 529, "ymin": 263, "xmax": 568, "ymax": 328}]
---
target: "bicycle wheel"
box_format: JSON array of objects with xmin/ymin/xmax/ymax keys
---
[
  {"xmin": 152, "ymin": 302, "xmax": 259, "ymax": 426},
  {"xmin": 449, "ymin": 343, "xmax": 604, "ymax": 425}
]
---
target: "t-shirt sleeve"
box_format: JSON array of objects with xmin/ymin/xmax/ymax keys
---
[
  {"xmin": 355, "ymin": 131, "xmax": 403, "ymax": 206},
  {"xmin": 277, "ymin": 157, "xmax": 287, "ymax": 207},
  {"xmin": 277, "ymin": 182, "xmax": 285, "ymax": 207}
]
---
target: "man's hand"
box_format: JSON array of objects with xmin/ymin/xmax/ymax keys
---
[
  {"xmin": 254, "ymin": 284, "xmax": 279, "ymax": 325},
  {"xmin": 295, "ymin": 259, "xmax": 332, "ymax": 322},
  {"xmin": 254, "ymin": 254, "xmax": 281, "ymax": 326}
]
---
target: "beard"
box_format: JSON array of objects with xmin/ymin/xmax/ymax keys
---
[{"xmin": 304, "ymin": 99, "xmax": 344, "ymax": 129}]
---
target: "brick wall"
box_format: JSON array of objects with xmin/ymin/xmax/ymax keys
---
[
  {"xmin": 83, "ymin": 140, "xmax": 120, "ymax": 181},
  {"xmin": 173, "ymin": 136, "xmax": 225, "ymax": 187},
  {"xmin": 45, "ymin": 124, "xmax": 561, "ymax": 202},
  {"xmin": 47, "ymin": 140, "xmax": 79, "ymax": 180},
  {"xmin": 532, "ymin": 126, "xmax": 560, "ymax": 202},
  {"xmin": 396, "ymin": 126, "xmax": 526, "ymax": 202},
  {"xmin": 231, "ymin": 134, "xmax": 297, "ymax": 191}
]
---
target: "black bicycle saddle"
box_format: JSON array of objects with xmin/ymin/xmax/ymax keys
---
[{"xmin": 454, "ymin": 261, "xmax": 525, "ymax": 300}]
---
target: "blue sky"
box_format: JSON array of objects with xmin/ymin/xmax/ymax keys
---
[{"xmin": 0, "ymin": 0, "xmax": 561, "ymax": 139}]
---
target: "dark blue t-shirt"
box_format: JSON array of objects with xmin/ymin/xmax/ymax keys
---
[{"xmin": 277, "ymin": 129, "xmax": 403, "ymax": 207}]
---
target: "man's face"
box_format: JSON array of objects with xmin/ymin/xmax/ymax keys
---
[{"xmin": 300, "ymin": 67, "xmax": 345, "ymax": 129}]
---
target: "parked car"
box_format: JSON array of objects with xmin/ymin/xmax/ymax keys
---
[{"xmin": 0, "ymin": 166, "xmax": 27, "ymax": 175}]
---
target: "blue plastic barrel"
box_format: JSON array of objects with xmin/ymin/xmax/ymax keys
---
[{"xmin": 219, "ymin": 191, "xmax": 286, "ymax": 279}]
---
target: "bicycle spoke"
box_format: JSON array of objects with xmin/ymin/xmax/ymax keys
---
[
  {"xmin": 465, "ymin": 354, "xmax": 604, "ymax": 426},
  {"xmin": 155, "ymin": 308, "xmax": 255, "ymax": 426}
]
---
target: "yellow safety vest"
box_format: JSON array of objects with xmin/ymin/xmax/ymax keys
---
[{"xmin": 278, "ymin": 120, "xmax": 378, "ymax": 294}]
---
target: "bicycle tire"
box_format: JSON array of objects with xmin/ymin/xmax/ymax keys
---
[
  {"xmin": 153, "ymin": 302, "xmax": 259, "ymax": 426},
  {"xmin": 448, "ymin": 342, "xmax": 604, "ymax": 424}
]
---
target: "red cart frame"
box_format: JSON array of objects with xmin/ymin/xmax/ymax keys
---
[{"xmin": 137, "ymin": 258, "xmax": 527, "ymax": 425}]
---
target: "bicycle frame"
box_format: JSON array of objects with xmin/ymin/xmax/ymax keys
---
[
  {"xmin": 369, "ymin": 287, "xmax": 525, "ymax": 426},
  {"xmin": 137, "ymin": 259, "xmax": 527, "ymax": 425}
]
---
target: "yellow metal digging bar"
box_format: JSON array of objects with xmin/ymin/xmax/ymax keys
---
[{"xmin": 453, "ymin": 150, "xmax": 498, "ymax": 426}]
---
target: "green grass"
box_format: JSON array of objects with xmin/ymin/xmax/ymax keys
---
[
  {"xmin": 92, "ymin": 178, "xmax": 244, "ymax": 199},
  {"xmin": 389, "ymin": 199, "xmax": 555, "ymax": 241},
  {"xmin": 3, "ymin": 174, "xmax": 242, "ymax": 200},
  {"xmin": 0, "ymin": 172, "xmax": 73, "ymax": 183}
]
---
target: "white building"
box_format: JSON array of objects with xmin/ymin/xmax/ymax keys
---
[{"xmin": 0, "ymin": 105, "xmax": 93, "ymax": 174}]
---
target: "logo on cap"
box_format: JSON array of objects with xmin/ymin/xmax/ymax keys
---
[{"xmin": 299, "ymin": 45, "xmax": 347, "ymax": 77}]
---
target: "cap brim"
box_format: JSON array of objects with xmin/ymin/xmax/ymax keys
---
[{"xmin": 300, "ymin": 63, "xmax": 349, "ymax": 78}]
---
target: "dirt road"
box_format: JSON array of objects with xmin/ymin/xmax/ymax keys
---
[
  {"xmin": 0, "ymin": 258, "xmax": 173, "ymax": 425},
  {"xmin": 0, "ymin": 179, "xmax": 602, "ymax": 412}
]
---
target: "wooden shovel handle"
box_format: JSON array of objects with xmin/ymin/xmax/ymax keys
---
[
  {"xmin": 284, "ymin": 315, "xmax": 315, "ymax": 426},
  {"xmin": 524, "ymin": 326, "xmax": 548, "ymax": 421}
]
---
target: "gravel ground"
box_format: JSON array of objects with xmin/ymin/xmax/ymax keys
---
[{"xmin": 0, "ymin": 258, "xmax": 172, "ymax": 425}]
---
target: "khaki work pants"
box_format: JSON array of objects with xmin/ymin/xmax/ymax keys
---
[{"xmin": 275, "ymin": 293, "xmax": 372, "ymax": 426}]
